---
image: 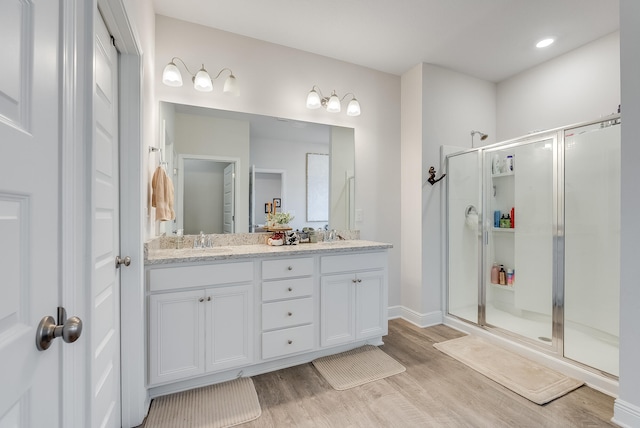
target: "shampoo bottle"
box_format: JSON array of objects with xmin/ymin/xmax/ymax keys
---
[
  {"xmin": 491, "ymin": 263, "xmax": 499, "ymax": 284},
  {"xmin": 499, "ymin": 265, "xmax": 506, "ymax": 285}
]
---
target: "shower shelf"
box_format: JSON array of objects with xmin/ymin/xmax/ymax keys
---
[
  {"xmin": 491, "ymin": 283, "xmax": 514, "ymax": 291},
  {"xmin": 492, "ymin": 228, "xmax": 515, "ymax": 233},
  {"xmin": 492, "ymin": 171, "xmax": 515, "ymax": 178}
]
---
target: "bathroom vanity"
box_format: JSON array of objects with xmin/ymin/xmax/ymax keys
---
[{"xmin": 145, "ymin": 239, "xmax": 391, "ymax": 397}]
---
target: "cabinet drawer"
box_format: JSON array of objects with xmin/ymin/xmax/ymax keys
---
[
  {"xmin": 262, "ymin": 277, "xmax": 313, "ymax": 302},
  {"xmin": 262, "ymin": 324, "xmax": 314, "ymax": 359},
  {"xmin": 149, "ymin": 261, "xmax": 253, "ymax": 292},
  {"xmin": 262, "ymin": 257, "xmax": 314, "ymax": 280},
  {"xmin": 262, "ymin": 297, "xmax": 313, "ymax": 331},
  {"xmin": 321, "ymin": 252, "xmax": 387, "ymax": 275}
]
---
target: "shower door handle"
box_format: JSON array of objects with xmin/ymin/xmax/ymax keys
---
[{"xmin": 484, "ymin": 230, "xmax": 489, "ymax": 245}]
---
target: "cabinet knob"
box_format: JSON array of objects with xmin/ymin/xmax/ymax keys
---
[
  {"xmin": 287, "ymin": 312, "xmax": 292, "ymax": 317},
  {"xmin": 357, "ymin": 279, "xmax": 362, "ymax": 283},
  {"xmin": 287, "ymin": 340, "xmax": 293, "ymax": 345},
  {"xmin": 288, "ymin": 287, "xmax": 293, "ymax": 292},
  {"xmin": 207, "ymin": 296, "xmax": 211, "ymax": 301},
  {"xmin": 198, "ymin": 297, "xmax": 204, "ymax": 302},
  {"xmin": 287, "ymin": 266, "xmax": 293, "ymax": 271},
  {"xmin": 352, "ymin": 279, "xmax": 357, "ymax": 283}
]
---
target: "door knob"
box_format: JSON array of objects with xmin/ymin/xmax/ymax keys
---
[
  {"xmin": 36, "ymin": 307, "xmax": 83, "ymax": 351},
  {"xmin": 115, "ymin": 255, "xmax": 131, "ymax": 268}
]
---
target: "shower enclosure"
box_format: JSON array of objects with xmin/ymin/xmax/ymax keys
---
[{"xmin": 446, "ymin": 116, "xmax": 620, "ymax": 377}]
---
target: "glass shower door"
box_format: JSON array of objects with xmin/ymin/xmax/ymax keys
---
[
  {"xmin": 564, "ymin": 121, "xmax": 620, "ymax": 376},
  {"xmin": 446, "ymin": 150, "xmax": 481, "ymax": 323},
  {"xmin": 484, "ymin": 137, "xmax": 555, "ymax": 344}
]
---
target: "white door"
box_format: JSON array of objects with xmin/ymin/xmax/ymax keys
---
[
  {"xmin": 0, "ymin": 1, "xmax": 64, "ymax": 426},
  {"xmin": 223, "ymin": 163, "xmax": 235, "ymax": 233},
  {"xmin": 91, "ymin": 13, "xmax": 121, "ymax": 427}
]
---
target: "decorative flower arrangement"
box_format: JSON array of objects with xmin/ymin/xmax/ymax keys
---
[{"xmin": 266, "ymin": 211, "xmax": 294, "ymax": 227}]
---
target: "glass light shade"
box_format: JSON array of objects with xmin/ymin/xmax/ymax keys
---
[
  {"xmin": 162, "ymin": 62, "xmax": 183, "ymax": 87},
  {"xmin": 193, "ymin": 67, "xmax": 213, "ymax": 92},
  {"xmin": 306, "ymin": 89, "xmax": 321, "ymax": 109},
  {"xmin": 346, "ymin": 98, "xmax": 361, "ymax": 116},
  {"xmin": 223, "ymin": 74, "xmax": 239, "ymax": 96},
  {"xmin": 326, "ymin": 93, "xmax": 341, "ymax": 113}
]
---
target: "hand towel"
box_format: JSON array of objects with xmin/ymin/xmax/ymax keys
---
[{"xmin": 152, "ymin": 166, "xmax": 175, "ymax": 221}]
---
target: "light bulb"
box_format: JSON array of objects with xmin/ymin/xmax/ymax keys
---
[
  {"xmin": 193, "ymin": 66, "xmax": 213, "ymax": 92},
  {"xmin": 306, "ymin": 89, "xmax": 321, "ymax": 109},
  {"xmin": 162, "ymin": 62, "xmax": 183, "ymax": 87}
]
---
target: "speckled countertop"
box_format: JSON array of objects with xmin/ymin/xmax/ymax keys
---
[{"xmin": 145, "ymin": 240, "xmax": 393, "ymax": 265}]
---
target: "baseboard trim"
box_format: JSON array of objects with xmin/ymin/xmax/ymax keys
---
[
  {"xmin": 613, "ymin": 399, "xmax": 640, "ymax": 427},
  {"xmin": 388, "ymin": 306, "xmax": 442, "ymax": 328}
]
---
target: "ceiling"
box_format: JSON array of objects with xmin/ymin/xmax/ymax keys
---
[{"xmin": 152, "ymin": 0, "xmax": 619, "ymax": 82}]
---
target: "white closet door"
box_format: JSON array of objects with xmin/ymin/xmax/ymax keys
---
[{"xmin": 0, "ymin": 1, "xmax": 63, "ymax": 426}]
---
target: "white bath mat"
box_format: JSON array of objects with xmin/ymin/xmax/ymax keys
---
[
  {"xmin": 434, "ymin": 335, "xmax": 584, "ymax": 405},
  {"xmin": 144, "ymin": 377, "xmax": 261, "ymax": 427},
  {"xmin": 312, "ymin": 345, "xmax": 406, "ymax": 390}
]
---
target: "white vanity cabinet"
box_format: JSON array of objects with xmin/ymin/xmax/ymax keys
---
[
  {"xmin": 145, "ymin": 241, "xmax": 391, "ymax": 395},
  {"xmin": 148, "ymin": 262, "xmax": 254, "ymax": 386},
  {"xmin": 261, "ymin": 257, "xmax": 315, "ymax": 359},
  {"xmin": 320, "ymin": 251, "xmax": 388, "ymax": 347}
]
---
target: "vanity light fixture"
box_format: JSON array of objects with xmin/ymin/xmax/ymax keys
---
[
  {"xmin": 162, "ymin": 57, "xmax": 239, "ymax": 96},
  {"xmin": 306, "ymin": 85, "xmax": 361, "ymax": 116}
]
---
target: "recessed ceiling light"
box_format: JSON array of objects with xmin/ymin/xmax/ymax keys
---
[{"xmin": 536, "ymin": 38, "xmax": 555, "ymax": 48}]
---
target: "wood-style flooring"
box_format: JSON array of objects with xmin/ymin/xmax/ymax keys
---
[{"xmin": 241, "ymin": 319, "xmax": 616, "ymax": 427}]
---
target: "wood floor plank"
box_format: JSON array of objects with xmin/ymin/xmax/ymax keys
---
[{"xmin": 230, "ymin": 319, "xmax": 617, "ymax": 427}]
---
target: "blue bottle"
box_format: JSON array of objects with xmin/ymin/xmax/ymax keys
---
[{"xmin": 494, "ymin": 210, "xmax": 500, "ymax": 228}]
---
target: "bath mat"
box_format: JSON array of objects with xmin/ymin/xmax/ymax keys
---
[
  {"xmin": 144, "ymin": 377, "xmax": 261, "ymax": 428},
  {"xmin": 434, "ymin": 335, "xmax": 584, "ymax": 405},
  {"xmin": 312, "ymin": 345, "xmax": 406, "ymax": 390}
]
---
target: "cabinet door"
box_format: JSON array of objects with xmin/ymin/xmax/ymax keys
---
[
  {"xmin": 355, "ymin": 270, "xmax": 387, "ymax": 340},
  {"xmin": 320, "ymin": 274, "xmax": 356, "ymax": 347},
  {"xmin": 205, "ymin": 284, "xmax": 254, "ymax": 373},
  {"xmin": 149, "ymin": 290, "xmax": 205, "ymax": 385}
]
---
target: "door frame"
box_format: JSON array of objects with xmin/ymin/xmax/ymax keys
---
[
  {"xmin": 176, "ymin": 154, "xmax": 240, "ymax": 234},
  {"xmin": 97, "ymin": 1, "xmax": 147, "ymax": 426},
  {"xmin": 61, "ymin": 1, "xmax": 146, "ymax": 426}
]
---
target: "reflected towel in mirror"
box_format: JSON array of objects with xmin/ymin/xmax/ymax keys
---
[{"xmin": 152, "ymin": 166, "xmax": 175, "ymax": 221}]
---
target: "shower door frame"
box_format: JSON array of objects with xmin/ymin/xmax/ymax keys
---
[
  {"xmin": 446, "ymin": 130, "xmax": 565, "ymax": 356},
  {"xmin": 445, "ymin": 115, "xmax": 621, "ymax": 376}
]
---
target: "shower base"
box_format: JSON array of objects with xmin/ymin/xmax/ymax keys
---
[{"xmin": 450, "ymin": 303, "xmax": 619, "ymax": 377}]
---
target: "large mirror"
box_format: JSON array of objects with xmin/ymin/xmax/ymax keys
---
[{"xmin": 158, "ymin": 102, "xmax": 355, "ymax": 234}]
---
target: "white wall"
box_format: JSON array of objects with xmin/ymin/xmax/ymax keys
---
[
  {"xmin": 615, "ymin": 0, "xmax": 640, "ymax": 425},
  {"xmin": 497, "ymin": 31, "xmax": 620, "ymax": 141},
  {"xmin": 154, "ymin": 14, "xmax": 402, "ymax": 303},
  {"xmin": 400, "ymin": 63, "xmax": 496, "ymax": 322},
  {"xmin": 330, "ymin": 126, "xmax": 355, "ymax": 231},
  {"xmin": 250, "ymin": 136, "xmax": 329, "ymax": 230},
  {"xmin": 174, "ymin": 112, "xmax": 250, "ymax": 232}
]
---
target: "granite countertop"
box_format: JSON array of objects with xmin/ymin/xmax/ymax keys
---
[{"xmin": 145, "ymin": 240, "xmax": 393, "ymax": 265}]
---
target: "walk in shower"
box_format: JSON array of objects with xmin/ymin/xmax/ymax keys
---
[{"xmin": 446, "ymin": 116, "xmax": 620, "ymax": 378}]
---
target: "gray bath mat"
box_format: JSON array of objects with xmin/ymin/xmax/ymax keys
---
[
  {"xmin": 144, "ymin": 377, "xmax": 261, "ymax": 427},
  {"xmin": 312, "ymin": 345, "xmax": 406, "ymax": 390},
  {"xmin": 434, "ymin": 335, "xmax": 584, "ymax": 404}
]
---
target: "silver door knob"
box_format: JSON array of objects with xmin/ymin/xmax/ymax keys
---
[
  {"xmin": 36, "ymin": 307, "xmax": 83, "ymax": 351},
  {"xmin": 115, "ymin": 255, "xmax": 131, "ymax": 268}
]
